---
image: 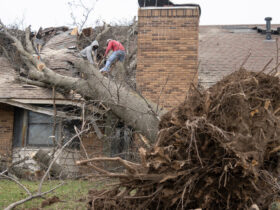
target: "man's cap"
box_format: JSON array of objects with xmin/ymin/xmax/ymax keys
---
[{"xmin": 91, "ymin": 40, "xmax": 99, "ymax": 47}]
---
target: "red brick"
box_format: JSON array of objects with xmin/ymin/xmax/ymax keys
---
[{"xmin": 0, "ymin": 103, "xmax": 13, "ymax": 158}]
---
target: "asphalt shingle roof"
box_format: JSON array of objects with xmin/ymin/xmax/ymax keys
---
[
  {"xmin": 199, "ymin": 24, "xmax": 280, "ymax": 88},
  {"xmin": 0, "ymin": 57, "xmax": 66, "ymax": 100}
]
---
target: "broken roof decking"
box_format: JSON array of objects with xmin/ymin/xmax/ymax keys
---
[
  {"xmin": 0, "ymin": 56, "xmax": 83, "ymax": 105},
  {"xmin": 199, "ymin": 24, "xmax": 280, "ymax": 88},
  {"xmin": 0, "ymin": 57, "xmax": 67, "ymax": 100},
  {"xmin": 41, "ymin": 30, "xmax": 80, "ymax": 77},
  {"xmin": 0, "ymin": 29, "xmax": 82, "ymax": 104}
]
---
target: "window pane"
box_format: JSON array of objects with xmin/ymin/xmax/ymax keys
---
[
  {"xmin": 29, "ymin": 111, "xmax": 54, "ymax": 124},
  {"xmin": 28, "ymin": 124, "xmax": 55, "ymax": 146}
]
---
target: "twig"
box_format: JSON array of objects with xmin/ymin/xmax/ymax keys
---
[
  {"xmin": 38, "ymin": 127, "xmax": 89, "ymax": 193},
  {"xmin": 4, "ymin": 182, "xmax": 64, "ymax": 210},
  {"xmin": 268, "ymin": 62, "xmax": 280, "ymax": 75},
  {"xmin": 74, "ymin": 126, "xmax": 89, "ymax": 159},
  {"xmin": 191, "ymin": 83, "xmax": 203, "ymax": 97},
  {"xmin": 256, "ymin": 57, "xmax": 273, "ymax": 76},
  {"xmin": 276, "ymin": 38, "xmax": 279, "ymax": 73},
  {"xmin": 185, "ymin": 120, "xmax": 203, "ymax": 167},
  {"xmin": 81, "ymin": 103, "xmax": 86, "ymax": 130},
  {"xmin": 123, "ymin": 186, "xmax": 163, "ymax": 200},
  {"xmin": 76, "ymin": 157, "xmax": 140, "ymax": 174},
  {"xmin": 68, "ymin": 0, "xmax": 96, "ymax": 32},
  {"xmin": 25, "ymin": 25, "xmax": 35, "ymax": 54},
  {"xmin": 135, "ymin": 90, "xmax": 160, "ymax": 120},
  {"xmin": 239, "ymin": 52, "xmax": 251, "ymax": 70},
  {"xmin": 136, "ymin": 133, "xmax": 151, "ymax": 148},
  {"xmin": 0, "ymin": 156, "xmax": 29, "ymax": 175},
  {"xmin": 86, "ymin": 164, "xmax": 131, "ymax": 178},
  {"xmin": 185, "ymin": 61, "xmax": 200, "ymax": 102},
  {"xmin": 181, "ymin": 183, "xmax": 188, "ymax": 210},
  {"xmin": 156, "ymin": 75, "xmax": 169, "ymax": 114},
  {"xmin": 0, "ymin": 174, "xmax": 31, "ymax": 196},
  {"xmin": 269, "ymin": 145, "xmax": 280, "ymax": 154},
  {"xmin": 52, "ymin": 86, "xmax": 57, "ymax": 146},
  {"xmin": 16, "ymin": 76, "xmax": 49, "ymax": 88},
  {"xmin": 269, "ymin": 38, "xmax": 280, "ymax": 76},
  {"xmin": 92, "ymin": 121, "xmax": 104, "ymax": 139}
]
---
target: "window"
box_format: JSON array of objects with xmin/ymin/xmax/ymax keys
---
[
  {"xmin": 13, "ymin": 108, "xmax": 60, "ymax": 147},
  {"xmin": 27, "ymin": 111, "xmax": 59, "ymax": 146}
]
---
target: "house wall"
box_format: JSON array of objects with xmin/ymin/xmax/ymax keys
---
[
  {"xmin": 82, "ymin": 132, "xmax": 103, "ymax": 158},
  {"xmin": 0, "ymin": 103, "xmax": 14, "ymax": 159},
  {"xmin": 137, "ymin": 7, "xmax": 200, "ymax": 109}
]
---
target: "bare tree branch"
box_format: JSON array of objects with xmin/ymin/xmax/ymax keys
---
[
  {"xmin": 0, "ymin": 174, "xmax": 32, "ymax": 196},
  {"xmin": 68, "ymin": 0, "xmax": 97, "ymax": 32},
  {"xmin": 38, "ymin": 127, "xmax": 89, "ymax": 193},
  {"xmin": 25, "ymin": 25, "xmax": 35, "ymax": 54},
  {"xmin": 4, "ymin": 182, "xmax": 64, "ymax": 210}
]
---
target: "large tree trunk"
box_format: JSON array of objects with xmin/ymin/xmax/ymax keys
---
[{"xmin": 0, "ymin": 22, "xmax": 167, "ymax": 142}]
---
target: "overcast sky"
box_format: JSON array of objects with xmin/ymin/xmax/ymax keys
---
[{"xmin": 0, "ymin": 0, "xmax": 279, "ymax": 30}]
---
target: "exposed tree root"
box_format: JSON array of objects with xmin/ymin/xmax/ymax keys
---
[{"xmin": 86, "ymin": 69, "xmax": 280, "ymax": 209}]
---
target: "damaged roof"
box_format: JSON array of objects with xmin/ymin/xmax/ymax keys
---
[
  {"xmin": 0, "ymin": 57, "xmax": 68, "ymax": 100},
  {"xmin": 199, "ymin": 24, "xmax": 280, "ymax": 88},
  {"xmin": 0, "ymin": 26, "xmax": 82, "ymax": 104}
]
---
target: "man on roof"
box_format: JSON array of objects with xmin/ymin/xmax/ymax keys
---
[
  {"xmin": 79, "ymin": 40, "xmax": 99, "ymax": 64},
  {"xmin": 100, "ymin": 39, "xmax": 125, "ymax": 73}
]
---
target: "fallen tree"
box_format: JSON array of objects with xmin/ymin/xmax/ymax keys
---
[{"xmin": 0, "ymin": 21, "xmax": 166, "ymax": 142}]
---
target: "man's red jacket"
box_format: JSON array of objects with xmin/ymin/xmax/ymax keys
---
[{"xmin": 105, "ymin": 40, "xmax": 125, "ymax": 56}]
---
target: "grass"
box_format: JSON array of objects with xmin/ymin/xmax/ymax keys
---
[{"xmin": 0, "ymin": 178, "xmax": 109, "ymax": 209}]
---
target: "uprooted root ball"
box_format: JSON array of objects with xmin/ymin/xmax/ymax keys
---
[{"xmin": 88, "ymin": 69, "xmax": 280, "ymax": 209}]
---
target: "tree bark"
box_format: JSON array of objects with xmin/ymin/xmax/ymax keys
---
[{"xmin": 32, "ymin": 149, "xmax": 67, "ymax": 179}]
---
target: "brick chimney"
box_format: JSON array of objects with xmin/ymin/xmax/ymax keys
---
[{"xmin": 136, "ymin": 6, "xmax": 200, "ymax": 109}]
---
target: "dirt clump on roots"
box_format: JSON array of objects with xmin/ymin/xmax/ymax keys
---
[{"xmin": 87, "ymin": 69, "xmax": 280, "ymax": 209}]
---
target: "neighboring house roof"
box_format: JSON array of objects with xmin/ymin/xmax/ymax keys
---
[{"xmin": 199, "ymin": 24, "xmax": 280, "ymax": 88}]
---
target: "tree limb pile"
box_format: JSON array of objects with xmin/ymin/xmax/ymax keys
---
[{"xmin": 84, "ymin": 69, "xmax": 280, "ymax": 209}]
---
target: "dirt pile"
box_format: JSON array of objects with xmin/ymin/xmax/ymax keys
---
[{"xmin": 88, "ymin": 69, "xmax": 280, "ymax": 209}]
